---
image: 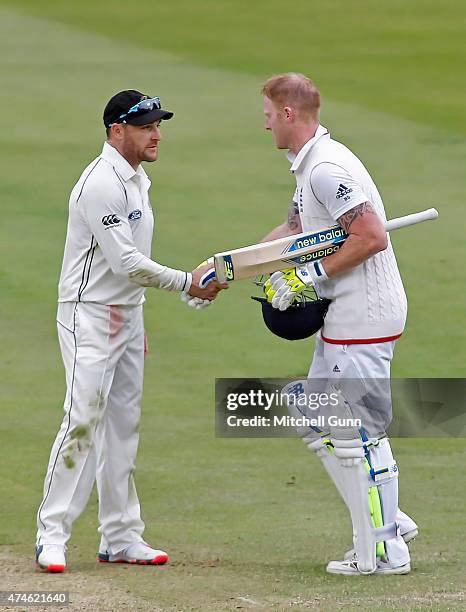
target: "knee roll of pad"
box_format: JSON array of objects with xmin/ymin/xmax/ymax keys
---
[
  {"xmin": 306, "ymin": 436, "xmax": 329, "ymax": 455},
  {"xmin": 332, "ymin": 437, "xmax": 366, "ymax": 464}
]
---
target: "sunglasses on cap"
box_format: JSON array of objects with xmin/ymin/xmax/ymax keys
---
[{"xmin": 108, "ymin": 97, "xmax": 162, "ymax": 127}]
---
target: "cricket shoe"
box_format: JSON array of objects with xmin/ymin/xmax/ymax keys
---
[
  {"xmin": 343, "ymin": 525, "xmax": 419, "ymax": 561},
  {"xmin": 97, "ymin": 541, "xmax": 168, "ymax": 565},
  {"xmin": 35, "ymin": 544, "xmax": 66, "ymax": 573},
  {"xmin": 326, "ymin": 555, "xmax": 411, "ymax": 576}
]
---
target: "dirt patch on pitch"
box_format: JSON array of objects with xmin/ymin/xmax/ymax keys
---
[{"xmin": 0, "ymin": 547, "xmax": 161, "ymax": 611}]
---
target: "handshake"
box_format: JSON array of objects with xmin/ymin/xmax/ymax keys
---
[
  {"xmin": 181, "ymin": 259, "xmax": 325, "ymax": 311},
  {"xmin": 181, "ymin": 259, "xmax": 227, "ymax": 310}
]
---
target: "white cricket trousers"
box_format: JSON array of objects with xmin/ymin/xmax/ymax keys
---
[{"xmin": 37, "ymin": 301, "xmax": 146, "ymax": 555}]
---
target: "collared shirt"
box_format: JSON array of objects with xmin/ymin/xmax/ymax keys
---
[
  {"xmin": 285, "ymin": 125, "xmax": 407, "ymax": 343},
  {"xmin": 287, "ymin": 124, "xmax": 330, "ymax": 170},
  {"xmin": 58, "ymin": 142, "xmax": 189, "ymax": 306}
]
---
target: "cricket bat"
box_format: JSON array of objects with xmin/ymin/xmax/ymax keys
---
[{"xmin": 213, "ymin": 208, "xmax": 439, "ymax": 283}]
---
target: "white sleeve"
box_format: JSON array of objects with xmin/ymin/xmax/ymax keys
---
[
  {"xmin": 310, "ymin": 162, "xmax": 369, "ymax": 222},
  {"xmin": 78, "ymin": 181, "xmax": 191, "ymax": 292}
]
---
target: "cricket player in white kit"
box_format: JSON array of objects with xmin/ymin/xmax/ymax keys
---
[
  {"xmin": 35, "ymin": 90, "xmax": 224, "ymax": 573},
  {"xmin": 260, "ymin": 74, "xmax": 418, "ymax": 575}
]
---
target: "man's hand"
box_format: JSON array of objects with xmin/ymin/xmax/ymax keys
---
[
  {"xmin": 264, "ymin": 268, "xmax": 308, "ymax": 311},
  {"xmin": 265, "ymin": 262, "xmax": 327, "ymax": 311},
  {"xmin": 189, "ymin": 261, "xmax": 228, "ymax": 300},
  {"xmin": 180, "ymin": 291, "xmax": 213, "ymax": 310}
]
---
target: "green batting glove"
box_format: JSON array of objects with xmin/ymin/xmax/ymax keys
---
[
  {"xmin": 264, "ymin": 262, "xmax": 329, "ymax": 310},
  {"xmin": 264, "ymin": 268, "xmax": 304, "ymax": 307},
  {"xmin": 281, "ymin": 267, "xmax": 307, "ymax": 292},
  {"xmin": 263, "ymin": 277, "xmax": 277, "ymax": 303}
]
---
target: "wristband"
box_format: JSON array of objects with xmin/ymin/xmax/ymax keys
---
[
  {"xmin": 183, "ymin": 272, "xmax": 193, "ymax": 292},
  {"xmin": 306, "ymin": 260, "xmax": 329, "ymax": 283}
]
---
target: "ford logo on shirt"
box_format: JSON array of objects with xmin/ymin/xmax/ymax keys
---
[{"xmin": 128, "ymin": 209, "xmax": 142, "ymax": 221}]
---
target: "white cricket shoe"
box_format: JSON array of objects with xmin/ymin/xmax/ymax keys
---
[
  {"xmin": 327, "ymin": 555, "xmax": 411, "ymax": 576},
  {"xmin": 343, "ymin": 525, "xmax": 418, "ymax": 561},
  {"xmin": 98, "ymin": 541, "xmax": 168, "ymax": 565},
  {"xmin": 36, "ymin": 544, "xmax": 66, "ymax": 573}
]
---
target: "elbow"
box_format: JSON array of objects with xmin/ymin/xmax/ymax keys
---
[
  {"xmin": 377, "ymin": 232, "xmax": 389, "ymax": 252},
  {"xmin": 119, "ymin": 248, "xmax": 143, "ymax": 277},
  {"xmin": 367, "ymin": 232, "xmax": 388, "ymax": 256}
]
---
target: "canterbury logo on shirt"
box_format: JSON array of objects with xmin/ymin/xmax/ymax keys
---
[{"xmin": 102, "ymin": 214, "xmax": 121, "ymax": 227}]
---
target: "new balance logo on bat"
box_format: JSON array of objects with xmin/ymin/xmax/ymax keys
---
[
  {"xmin": 287, "ymin": 243, "xmax": 342, "ymax": 266},
  {"xmin": 223, "ymin": 256, "xmax": 234, "ymax": 281},
  {"xmin": 287, "ymin": 227, "xmax": 346, "ymax": 253},
  {"xmin": 336, "ymin": 184, "xmax": 353, "ymax": 200}
]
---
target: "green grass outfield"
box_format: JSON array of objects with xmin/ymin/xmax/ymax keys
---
[{"xmin": 0, "ymin": 2, "xmax": 465, "ymax": 610}]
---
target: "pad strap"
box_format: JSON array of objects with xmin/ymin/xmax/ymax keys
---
[
  {"xmin": 363, "ymin": 438, "xmax": 381, "ymax": 453},
  {"xmin": 368, "ymin": 462, "xmax": 399, "ymax": 484},
  {"xmin": 374, "ymin": 522, "xmax": 399, "ymax": 543}
]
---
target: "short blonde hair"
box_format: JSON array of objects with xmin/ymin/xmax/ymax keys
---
[{"xmin": 261, "ymin": 73, "xmax": 320, "ymax": 119}]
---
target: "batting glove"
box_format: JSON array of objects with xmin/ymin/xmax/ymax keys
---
[
  {"xmin": 180, "ymin": 291, "xmax": 212, "ymax": 310},
  {"xmin": 182, "ymin": 258, "xmax": 216, "ymax": 310},
  {"xmin": 265, "ymin": 261, "xmax": 328, "ymax": 311},
  {"xmin": 197, "ymin": 257, "xmax": 216, "ymax": 288}
]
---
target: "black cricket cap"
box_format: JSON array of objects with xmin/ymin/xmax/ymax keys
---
[{"xmin": 103, "ymin": 89, "xmax": 174, "ymax": 129}]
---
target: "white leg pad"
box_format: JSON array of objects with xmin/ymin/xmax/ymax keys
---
[
  {"xmin": 332, "ymin": 437, "xmax": 377, "ymax": 574},
  {"xmin": 306, "ymin": 436, "xmax": 349, "ymax": 506},
  {"xmin": 368, "ymin": 438, "xmax": 410, "ymax": 566}
]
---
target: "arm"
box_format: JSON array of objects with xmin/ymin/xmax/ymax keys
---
[
  {"xmin": 308, "ymin": 162, "xmax": 387, "ymax": 279},
  {"xmin": 79, "ymin": 181, "xmax": 219, "ymax": 299},
  {"xmin": 261, "ymin": 200, "xmax": 303, "ymax": 242},
  {"xmin": 81, "ymin": 184, "xmax": 189, "ymax": 291},
  {"xmin": 320, "ymin": 201, "xmax": 388, "ymax": 278},
  {"xmin": 266, "ymin": 165, "xmax": 388, "ymax": 311}
]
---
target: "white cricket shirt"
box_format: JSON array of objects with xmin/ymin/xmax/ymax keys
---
[
  {"xmin": 288, "ymin": 125, "xmax": 407, "ymax": 343},
  {"xmin": 58, "ymin": 142, "xmax": 190, "ymax": 305}
]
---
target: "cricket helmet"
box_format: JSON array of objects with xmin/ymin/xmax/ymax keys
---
[{"xmin": 251, "ymin": 295, "xmax": 331, "ymax": 341}]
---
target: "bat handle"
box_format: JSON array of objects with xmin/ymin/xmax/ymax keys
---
[
  {"xmin": 385, "ymin": 208, "xmax": 439, "ymax": 232},
  {"xmin": 214, "ymin": 259, "xmax": 228, "ymax": 284}
]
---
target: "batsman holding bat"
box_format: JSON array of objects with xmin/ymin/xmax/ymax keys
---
[
  {"xmin": 35, "ymin": 89, "xmax": 225, "ymax": 573},
  {"xmin": 258, "ymin": 73, "xmax": 418, "ymax": 575}
]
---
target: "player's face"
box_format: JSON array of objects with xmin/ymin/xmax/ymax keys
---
[
  {"xmin": 263, "ymin": 96, "xmax": 290, "ymax": 149},
  {"xmin": 121, "ymin": 121, "xmax": 162, "ymax": 165}
]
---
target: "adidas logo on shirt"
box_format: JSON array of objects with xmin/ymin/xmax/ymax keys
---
[
  {"xmin": 336, "ymin": 184, "xmax": 353, "ymax": 200},
  {"xmin": 332, "ymin": 365, "xmax": 341, "ymax": 373}
]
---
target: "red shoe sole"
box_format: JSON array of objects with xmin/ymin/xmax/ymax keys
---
[
  {"xmin": 37, "ymin": 563, "xmax": 65, "ymax": 573},
  {"xmin": 151, "ymin": 555, "xmax": 168, "ymax": 565},
  {"xmin": 97, "ymin": 555, "xmax": 168, "ymax": 565}
]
